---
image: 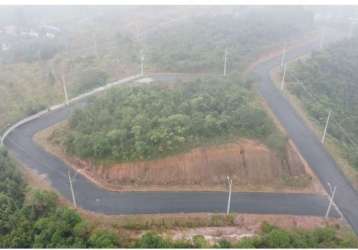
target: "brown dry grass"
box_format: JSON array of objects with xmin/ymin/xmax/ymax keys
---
[
  {"xmin": 78, "ymin": 209, "xmax": 347, "ymax": 244},
  {"xmin": 166, "ymin": 213, "xmax": 345, "ymax": 244}
]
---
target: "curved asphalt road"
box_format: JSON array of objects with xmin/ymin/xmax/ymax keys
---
[
  {"xmin": 255, "ymin": 37, "xmax": 358, "ymax": 233},
  {"xmin": 4, "ymin": 37, "xmax": 347, "ymax": 220}
]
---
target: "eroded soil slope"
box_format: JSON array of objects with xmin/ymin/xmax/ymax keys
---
[{"xmin": 35, "ymin": 122, "xmax": 321, "ymax": 193}]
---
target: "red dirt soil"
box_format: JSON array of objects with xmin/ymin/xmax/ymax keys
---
[
  {"xmin": 93, "ymin": 140, "xmax": 304, "ymax": 186},
  {"xmin": 35, "ymin": 124, "xmax": 321, "ymax": 193}
]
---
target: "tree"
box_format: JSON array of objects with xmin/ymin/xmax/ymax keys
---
[
  {"xmin": 261, "ymin": 229, "xmax": 291, "ymax": 248},
  {"xmin": 0, "ymin": 148, "xmax": 25, "ymax": 206},
  {"xmin": 25, "ymin": 190, "xmax": 57, "ymax": 220},
  {"xmin": 0, "ymin": 193, "xmax": 17, "ymax": 235}
]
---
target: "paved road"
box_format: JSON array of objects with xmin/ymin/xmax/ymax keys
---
[
  {"xmin": 255, "ymin": 38, "xmax": 358, "ymax": 233},
  {"xmin": 5, "ymin": 103, "xmax": 336, "ymax": 216},
  {"xmin": 4, "ymin": 38, "xmax": 346, "ymax": 219}
]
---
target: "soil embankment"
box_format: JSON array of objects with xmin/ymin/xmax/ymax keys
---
[{"xmin": 35, "ymin": 123, "xmax": 322, "ymax": 193}]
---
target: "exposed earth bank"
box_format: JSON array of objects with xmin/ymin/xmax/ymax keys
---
[{"xmin": 35, "ymin": 122, "xmax": 322, "ymax": 193}]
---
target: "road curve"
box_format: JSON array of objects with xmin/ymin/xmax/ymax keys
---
[
  {"xmin": 255, "ymin": 38, "xmax": 358, "ymax": 233},
  {"xmin": 3, "ymin": 40, "xmax": 344, "ymax": 218}
]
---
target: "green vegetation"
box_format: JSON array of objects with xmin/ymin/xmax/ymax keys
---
[
  {"xmin": 0, "ymin": 147, "xmax": 120, "ymax": 248},
  {"xmin": 287, "ymin": 37, "xmax": 358, "ymax": 169},
  {"xmin": 70, "ymin": 68, "xmax": 109, "ymax": 96},
  {"xmin": 233, "ymin": 222, "xmax": 358, "ymax": 248},
  {"xmin": 132, "ymin": 222, "xmax": 358, "ymax": 248},
  {"xmin": 146, "ymin": 7, "xmax": 313, "ymax": 73},
  {"xmin": 59, "ymin": 76, "xmax": 284, "ymax": 162},
  {"xmin": 0, "ymin": 146, "xmax": 356, "ymax": 248},
  {"xmin": 119, "ymin": 214, "xmax": 235, "ymax": 230},
  {"xmin": 0, "ymin": 8, "xmax": 140, "ymax": 132},
  {"xmin": 0, "ymin": 7, "xmax": 314, "ymax": 135}
]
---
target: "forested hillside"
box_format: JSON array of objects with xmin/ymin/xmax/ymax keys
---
[
  {"xmin": 0, "ymin": 148, "xmax": 119, "ymax": 248},
  {"xmin": 287, "ymin": 37, "xmax": 358, "ymax": 169},
  {"xmin": 56, "ymin": 76, "xmax": 284, "ymax": 162},
  {"xmin": 146, "ymin": 7, "xmax": 313, "ymax": 72}
]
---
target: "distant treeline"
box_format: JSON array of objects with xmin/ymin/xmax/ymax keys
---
[{"xmin": 146, "ymin": 7, "xmax": 313, "ymax": 73}]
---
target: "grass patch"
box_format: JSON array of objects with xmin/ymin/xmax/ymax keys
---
[{"xmin": 115, "ymin": 214, "xmax": 235, "ymax": 231}]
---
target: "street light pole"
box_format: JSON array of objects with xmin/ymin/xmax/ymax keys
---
[
  {"xmin": 319, "ymin": 28, "xmax": 325, "ymax": 50},
  {"xmin": 321, "ymin": 110, "xmax": 332, "ymax": 144},
  {"xmin": 68, "ymin": 168, "xmax": 77, "ymax": 208},
  {"xmin": 140, "ymin": 50, "xmax": 144, "ymax": 76},
  {"xmin": 226, "ymin": 176, "xmax": 232, "ymax": 215},
  {"xmin": 325, "ymin": 182, "xmax": 337, "ymax": 219},
  {"xmin": 347, "ymin": 17, "xmax": 358, "ymax": 39},
  {"xmin": 280, "ymin": 64, "xmax": 287, "ymax": 91},
  {"xmin": 223, "ymin": 48, "xmax": 228, "ymax": 77},
  {"xmin": 280, "ymin": 43, "xmax": 286, "ymax": 70},
  {"xmin": 62, "ymin": 74, "xmax": 69, "ymax": 105},
  {"xmin": 92, "ymin": 32, "xmax": 98, "ymax": 59}
]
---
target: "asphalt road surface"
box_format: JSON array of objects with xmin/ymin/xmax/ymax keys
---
[
  {"xmin": 5, "ymin": 104, "xmax": 337, "ymax": 217},
  {"xmin": 255, "ymin": 38, "xmax": 358, "ymax": 233},
  {"xmin": 4, "ymin": 38, "xmax": 347, "ymax": 220}
]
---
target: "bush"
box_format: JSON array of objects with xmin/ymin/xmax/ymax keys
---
[
  {"xmin": 88, "ymin": 229, "xmax": 119, "ymax": 248},
  {"xmin": 134, "ymin": 232, "xmax": 171, "ymax": 248},
  {"xmin": 192, "ymin": 235, "xmax": 209, "ymax": 248}
]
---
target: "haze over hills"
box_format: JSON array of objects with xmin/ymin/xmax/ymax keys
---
[{"xmin": 1, "ymin": 5, "xmax": 358, "ymax": 248}]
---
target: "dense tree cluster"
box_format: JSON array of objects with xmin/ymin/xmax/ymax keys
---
[
  {"xmin": 0, "ymin": 148, "xmax": 120, "ymax": 248},
  {"xmin": 287, "ymin": 37, "xmax": 358, "ymax": 168},
  {"xmin": 60, "ymin": 76, "xmax": 281, "ymax": 162},
  {"xmin": 146, "ymin": 7, "xmax": 313, "ymax": 73}
]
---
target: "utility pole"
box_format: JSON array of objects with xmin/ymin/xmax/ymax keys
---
[
  {"xmin": 319, "ymin": 28, "xmax": 325, "ymax": 50},
  {"xmin": 280, "ymin": 43, "xmax": 286, "ymax": 70},
  {"xmin": 92, "ymin": 32, "xmax": 98, "ymax": 59},
  {"xmin": 348, "ymin": 17, "xmax": 358, "ymax": 39},
  {"xmin": 226, "ymin": 176, "xmax": 232, "ymax": 215},
  {"xmin": 348, "ymin": 19, "xmax": 358, "ymax": 39},
  {"xmin": 50, "ymin": 62, "xmax": 69, "ymax": 105},
  {"xmin": 68, "ymin": 168, "xmax": 77, "ymax": 208},
  {"xmin": 140, "ymin": 50, "xmax": 144, "ymax": 76},
  {"xmin": 223, "ymin": 48, "xmax": 228, "ymax": 77},
  {"xmin": 325, "ymin": 182, "xmax": 337, "ymax": 219},
  {"xmin": 321, "ymin": 110, "xmax": 332, "ymax": 144},
  {"xmin": 280, "ymin": 64, "xmax": 287, "ymax": 91},
  {"xmin": 61, "ymin": 72, "xmax": 69, "ymax": 105}
]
